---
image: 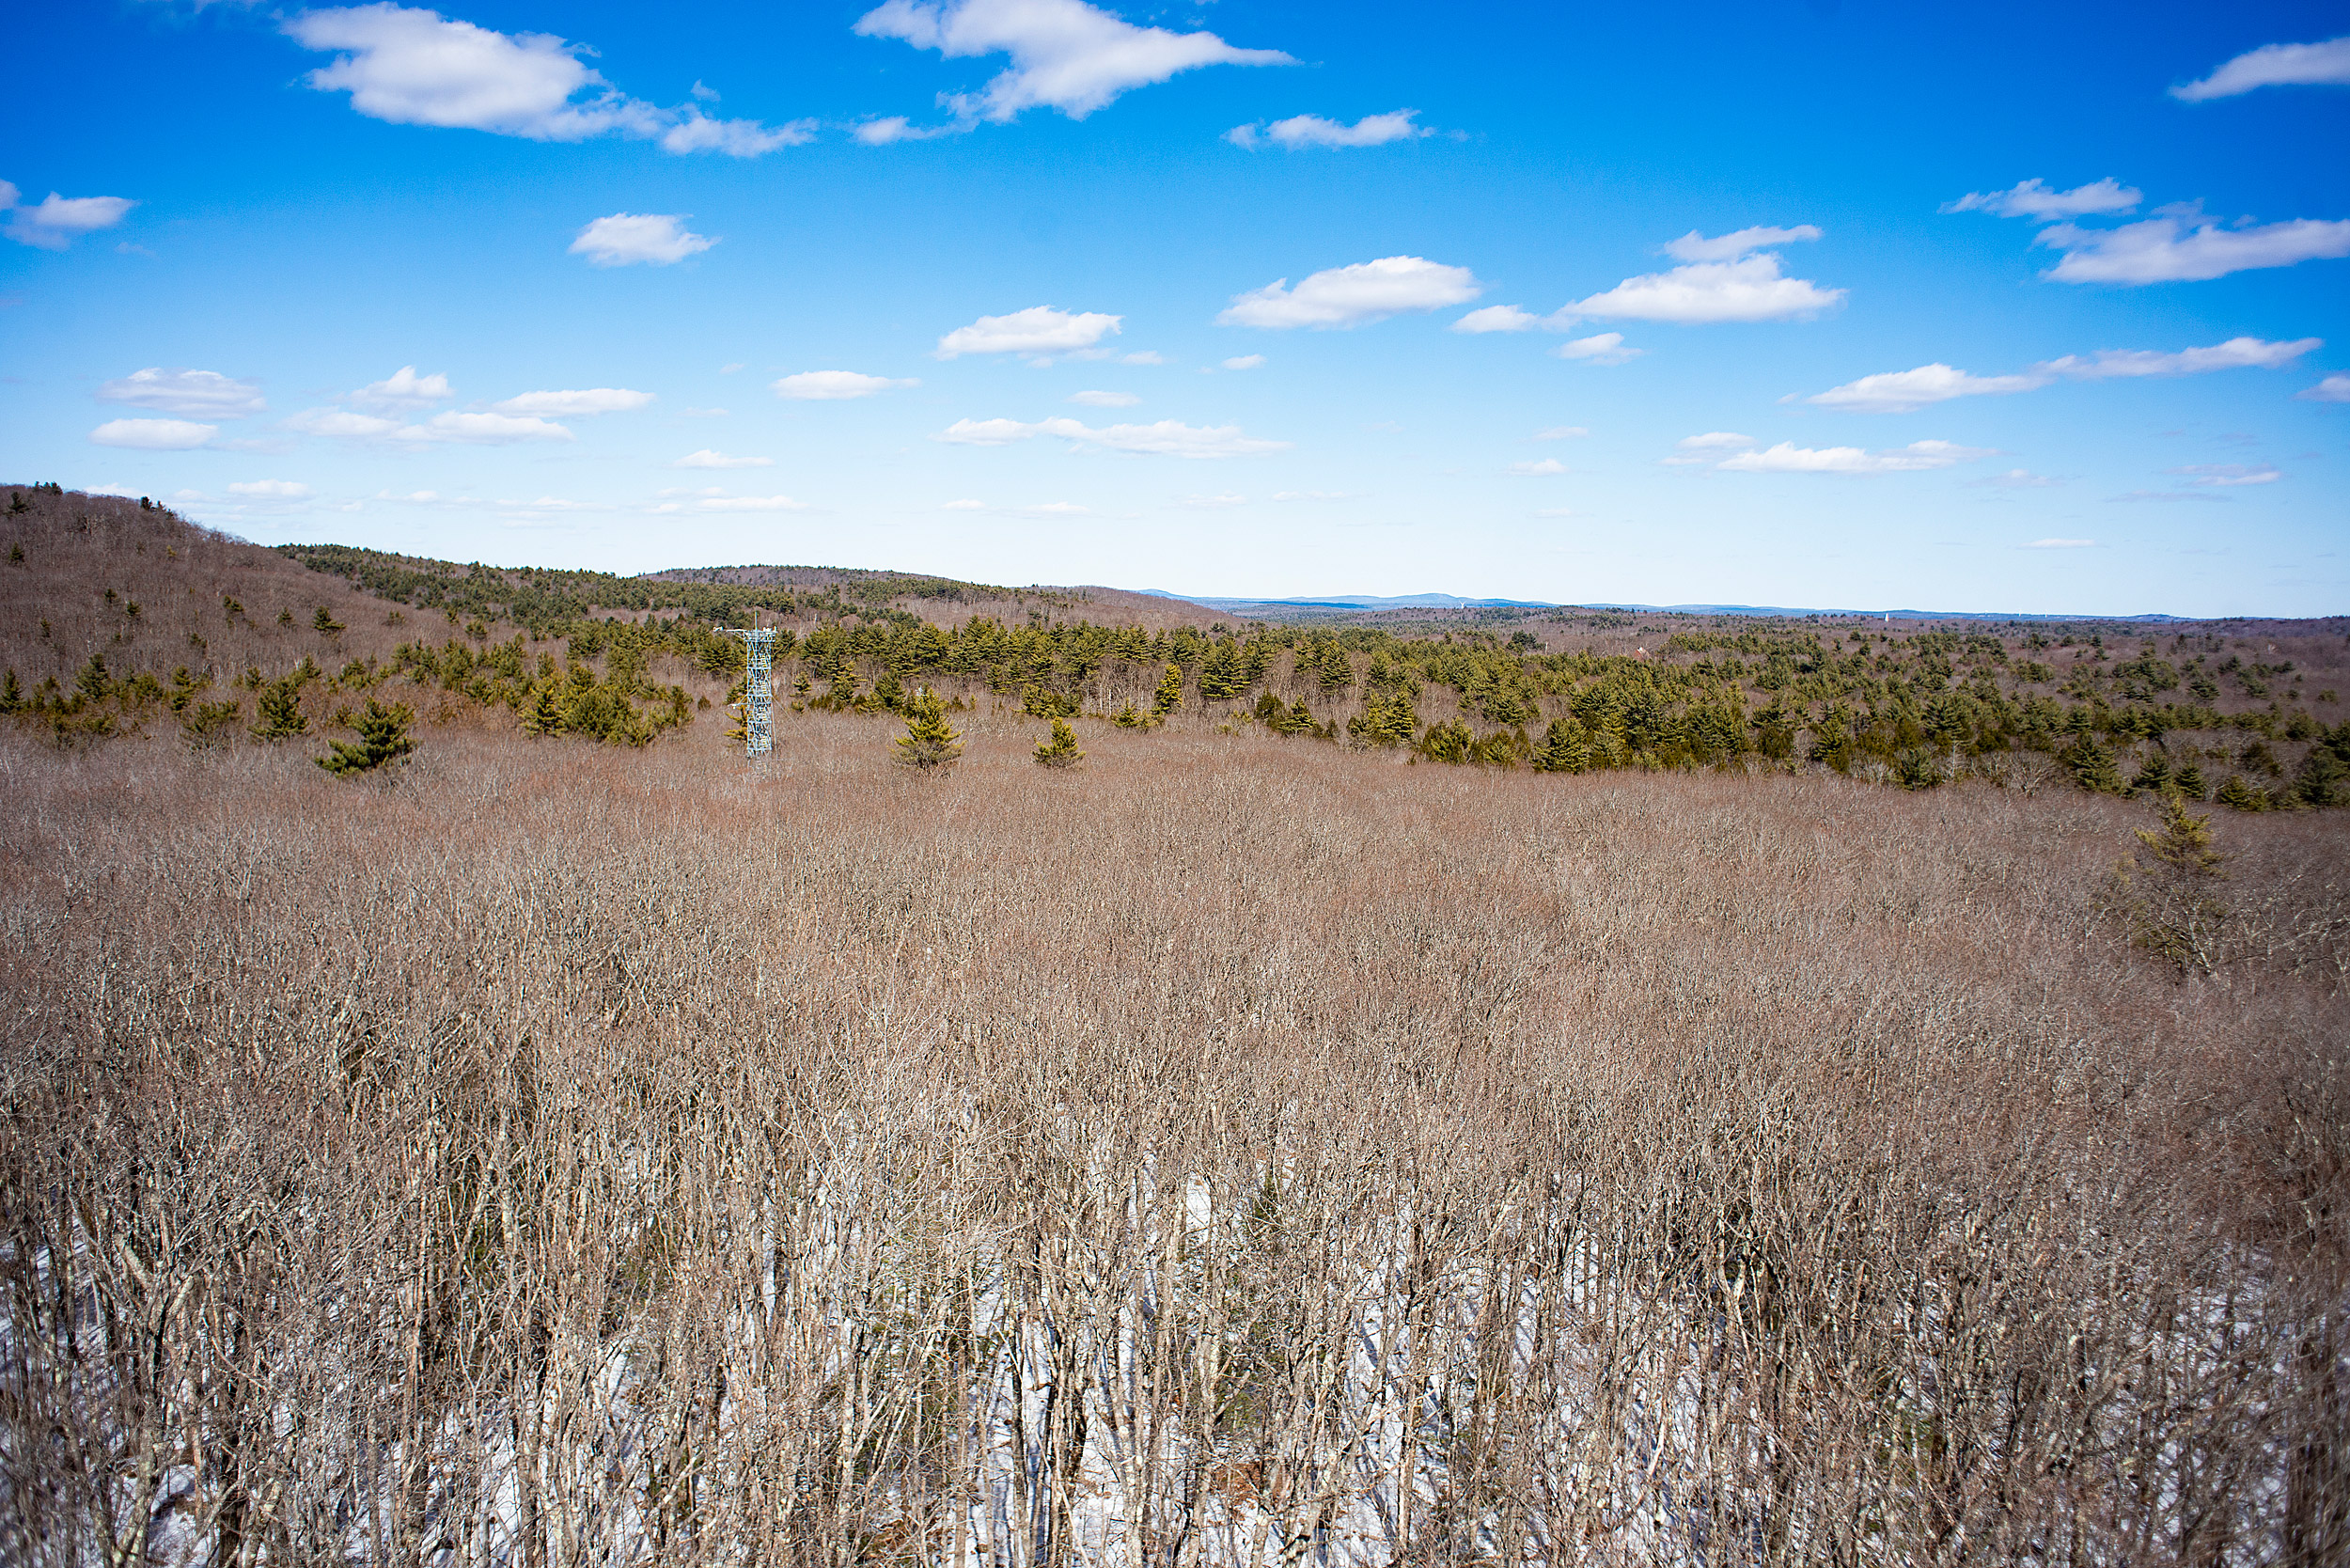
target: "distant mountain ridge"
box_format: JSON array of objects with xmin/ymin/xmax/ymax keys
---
[{"xmin": 1143, "ymin": 590, "xmax": 2186, "ymax": 623}]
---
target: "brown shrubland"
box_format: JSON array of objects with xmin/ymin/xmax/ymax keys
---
[{"xmin": 3, "ymin": 703, "xmax": 2346, "ymax": 1566}]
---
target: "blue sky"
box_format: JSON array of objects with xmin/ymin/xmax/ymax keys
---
[{"xmin": 4, "ymin": 1, "xmax": 2346, "ymax": 615}]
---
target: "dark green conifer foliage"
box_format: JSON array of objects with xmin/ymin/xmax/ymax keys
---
[
  {"xmin": 2132, "ymin": 753, "xmax": 2173, "ymax": 794},
  {"xmin": 1896, "ymin": 748, "xmax": 1942, "ymax": 791},
  {"xmin": 313, "ymin": 607, "xmax": 344, "ymax": 635},
  {"xmin": 522, "ymin": 684, "xmax": 566, "ymax": 735},
  {"xmin": 0, "ymin": 670, "xmax": 19, "ymax": 713},
  {"xmin": 1152, "ymin": 664, "xmax": 1184, "ymax": 720},
  {"xmin": 1111, "ymin": 700, "xmax": 1148, "ymax": 729},
  {"xmin": 2114, "ymin": 792, "xmax": 2228, "ymax": 974},
  {"xmin": 2216, "ymin": 775, "xmax": 2269, "ymax": 812},
  {"xmin": 2173, "ymin": 762, "xmax": 2209, "ymax": 800},
  {"xmin": 2065, "ymin": 736, "xmax": 2126, "ymax": 794},
  {"xmin": 180, "ymin": 699, "xmax": 242, "ymax": 750},
  {"xmin": 1531, "ymin": 717, "xmax": 1587, "ymax": 773},
  {"xmin": 1033, "ymin": 716, "xmax": 1084, "ymax": 769},
  {"xmin": 250, "ymin": 678, "xmax": 308, "ymax": 741},
  {"xmin": 1347, "ymin": 692, "xmax": 1419, "ymax": 748},
  {"xmin": 1418, "ymin": 720, "xmax": 1474, "ymax": 764},
  {"xmin": 2289, "ymin": 730, "xmax": 2349, "ymax": 808},
  {"xmin": 895, "ymin": 687, "xmax": 963, "ymax": 771},
  {"xmin": 317, "ymin": 699, "xmax": 415, "ymax": 776}
]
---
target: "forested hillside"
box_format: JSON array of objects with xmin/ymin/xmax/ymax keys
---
[{"xmin": 6, "ymin": 486, "xmax": 2344, "ymax": 811}]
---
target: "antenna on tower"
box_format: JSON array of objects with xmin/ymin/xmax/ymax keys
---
[{"xmin": 717, "ymin": 621, "xmax": 777, "ymax": 759}]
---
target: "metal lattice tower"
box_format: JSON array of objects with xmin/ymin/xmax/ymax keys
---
[{"xmin": 719, "ymin": 627, "xmax": 777, "ymax": 758}]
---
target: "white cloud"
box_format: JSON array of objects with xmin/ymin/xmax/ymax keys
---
[
  {"xmin": 1, "ymin": 183, "xmax": 134, "ymax": 250},
  {"xmin": 682, "ymin": 406, "xmax": 728, "ymax": 416},
  {"xmin": 2024, "ymin": 538, "xmax": 2095, "ymax": 548},
  {"xmin": 2041, "ymin": 336, "xmax": 2321, "ymax": 378},
  {"xmin": 1218, "ymin": 256, "xmax": 1481, "ymax": 329},
  {"xmin": 2036, "ymin": 208, "xmax": 2350, "ymax": 284},
  {"xmin": 936, "ymin": 306, "xmax": 1120, "ymax": 358},
  {"xmin": 1942, "ymin": 178, "xmax": 2140, "ymax": 220},
  {"xmin": 853, "ymin": 116, "xmax": 963, "ymax": 144},
  {"xmin": 2173, "ymin": 463, "xmax": 2280, "ymax": 487},
  {"xmin": 2300, "ymin": 373, "xmax": 2350, "ymax": 402},
  {"xmin": 350, "ymin": 366, "xmax": 451, "ymax": 411},
  {"xmin": 1227, "ymin": 109, "xmax": 1429, "ymax": 149},
  {"xmin": 1971, "ymin": 469, "xmax": 2064, "ymax": 489},
  {"xmin": 570, "ymin": 212, "xmax": 715, "ymax": 267},
  {"xmin": 390, "ymin": 411, "xmax": 574, "ymax": 445},
  {"xmin": 1509, "ymin": 459, "xmax": 1568, "ymax": 476},
  {"xmin": 1716, "ymin": 439, "xmax": 1993, "ymax": 475},
  {"xmin": 90, "ymin": 417, "xmax": 216, "ymax": 449},
  {"xmin": 1571, "ymin": 250, "xmax": 1842, "ymax": 323},
  {"xmin": 1661, "ymin": 224, "xmax": 1821, "ymax": 261},
  {"xmin": 686, "ymin": 494, "xmax": 809, "ymax": 511},
  {"xmin": 227, "ymin": 479, "xmax": 312, "ymax": 498},
  {"xmin": 1450, "ymin": 305, "xmax": 1544, "ymax": 334},
  {"xmin": 1015, "ymin": 501, "xmax": 1090, "ymax": 516},
  {"xmin": 1809, "ymin": 363, "xmax": 2045, "ymax": 413},
  {"xmin": 1534, "ymin": 425, "xmax": 1589, "ymax": 439},
  {"xmin": 1068, "ymin": 388, "xmax": 1140, "ymax": 406},
  {"xmin": 1555, "ymin": 332, "xmax": 1640, "ymax": 364},
  {"xmin": 1120, "ymin": 350, "xmax": 1164, "ymax": 365},
  {"xmin": 1808, "ymin": 337, "xmax": 2321, "ymax": 412},
  {"xmin": 853, "ymin": 0, "xmax": 1292, "ymax": 122},
  {"xmin": 772, "ymin": 369, "xmax": 919, "ymax": 399},
  {"xmin": 1677, "ymin": 431, "xmax": 1758, "ymax": 449},
  {"xmin": 941, "ymin": 497, "xmax": 989, "ymax": 510},
  {"xmin": 672, "ymin": 449, "xmax": 774, "ymax": 468},
  {"xmin": 1220, "ymin": 354, "xmax": 1265, "ymax": 370},
  {"xmin": 2173, "ymin": 37, "xmax": 2350, "ymax": 102},
  {"xmin": 934, "ymin": 415, "xmax": 1288, "ymax": 457},
  {"xmin": 284, "ymin": 408, "xmax": 402, "ymax": 438},
  {"xmin": 284, "ymin": 5, "xmax": 800, "ymax": 155},
  {"xmin": 493, "ymin": 387, "xmax": 654, "ymax": 416},
  {"xmin": 1178, "ymin": 493, "xmax": 1246, "ymax": 508},
  {"xmin": 97, "ymin": 368, "xmax": 265, "ymax": 417}
]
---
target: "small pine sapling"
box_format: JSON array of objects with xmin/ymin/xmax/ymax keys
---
[
  {"xmin": 895, "ymin": 687, "xmax": 964, "ymax": 772},
  {"xmin": 317, "ymin": 699, "xmax": 415, "ymax": 776},
  {"xmin": 2111, "ymin": 792, "xmax": 2228, "ymax": 974},
  {"xmin": 313, "ymin": 607, "xmax": 345, "ymax": 635},
  {"xmin": 249, "ymin": 677, "xmax": 309, "ymax": 740},
  {"xmin": 1033, "ymin": 716, "xmax": 1084, "ymax": 769}
]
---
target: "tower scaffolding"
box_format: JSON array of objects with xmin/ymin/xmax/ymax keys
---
[{"xmin": 719, "ymin": 626, "xmax": 777, "ymax": 758}]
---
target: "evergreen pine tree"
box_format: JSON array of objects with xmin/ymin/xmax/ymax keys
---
[
  {"xmin": 2215, "ymin": 775, "xmax": 2269, "ymax": 812},
  {"xmin": 522, "ymin": 683, "xmax": 566, "ymax": 735},
  {"xmin": 895, "ymin": 687, "xmax": 963, "ymax": 771},
  {"xmin": 317, "ymin": 699, "xmax": 415, "ymax": 776},
  {"xmin": 2172, "ymin": 762, "xmax": 2209, "ymax": 800},
  {"xmin": 0, "ymin": 669, "xmax": 20, "ymax": 714},
  {"xmin": 313, "ymin": 606, "xmax": 344, "ymax": 635},
  {"xmin": 2130, "ymin": 752, "xmax": 2172, "ymax": 794},
  {"xmin": 2115, "ymin": 791, "xmax": 2228, "ymax": 973},
  {"xmin": 1530, "ymin": 717, "xmax": 1588, "ymax": 773},
  {"xmin": 2065, "ymin": 735, "xmax": 2125, "ymax": 793},
  {"xmin": 1152, "ymin": 664, "xmax": 1184, "ymax": 722},
  {"xmin": 249, "ymin": 677, "xmax": 308, "ymax": 740},
  {"xmin": 1111, "ymin": 700, "xmax": 1148, "ymax": 729},
  {"xmin": 1033, "ymin": 716, "xmax": 1084, "ymax": 769}
]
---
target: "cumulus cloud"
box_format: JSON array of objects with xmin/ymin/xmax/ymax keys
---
[
  {"xmin": 1227, "ymin": 109, "xmax": 1429, "ymax": 149},
  {"xmin": 1218, "ymin": 256, "xmax": 1481, "ymax": 329},
  {"xmin": 2036, "ymin": 208, "xmax": 2350, "ymax": 284},
  {"xmin": 1068, "ymin": 389, "xmax": 1140, "ymax": 406},
  {"xmin": 1677, "ymin": 431, "xmax": 1758, "ymax": 449},
  {"xmin": 936, "ymin": 306, "xmax": 1120, "ymax": 358},
  {"xmin": 672, "ymin": 449, "xmax": 774, "ymax": 468},
  {"xmin": 570, "ymin": 212, "xmax": 715, "ymax": 267},
  {"xmin": 2172, "ymin": 37, "xmax": 2350, "ymax": 101},
  {"xmin": 1808, "ymin": 337, "xmax": 2322, "ymax": 411},
  {"xmin": 283, "ymin": 5, "xmax": 804, "ymax": 155},
  {"xmin": 772, "ymin": 369, "xmax": 919, "ymax": 399},
  {"xmin": 2300, "ymin": 373, "xmax": 2350, "ymax": 402},
  {"xmin": 1712, "ymin": 438, "xmax": 1994, "ymax": 475},
  {"xmin": 1969, "ymin": 470, "xmax": 2065, "ymax": 489},
  {"xmin": 90, "ymin": 418, "xmax": 216, "ymax": 449},
  {"xmin": 1219, "ymin": 354, "xmax": 1265, "ymax": 370},
  {"xmin": 227, "ymin": 479, "xmax": 313, "ymax": 498},
  {"xmin": 853, "ymin": 116, "xmax": 963, "ymax": 144},
  {"xmin": 284, "ymin": 409, "xmax": 403, "ymax": 438},
  {"xmin": 346, "ymin": 367, "xmax": 451, "ymax": 412},
  {"xmin": 1572, "ymin": 249, "xmax": 1842, "ymax": 324},
  {"xmin": 97, "ymin": 368, "xmax": 265, "ymax": 417},
  {"xmin": 492, "ymin": 387, "xmax": 654, "ymax": 416},
  {"xmin": 1, "ymin": 181, "xmax": 135, "ymax": 249},
  {"xmin": 1120, "ymin": 351, "xmax": 1164, "ymax": 365},
  {"xmin": 1555, "ymin": 332, "xmax": 1639, "ymax": 364},
  {"xmin": 1661, "ymin": 224, "xmax": 1822, "ymax": 261},
  {"xmin": 933, "ymin": 415, "xmax": 1288, "ymax": 458},
  {"xmin": 1809, "ymin": 363, "xmax": 2047, "ymax": 413},
  {"xmin": 853, "ymin": 0, "xmax": 1292, "ymax": 122},
  {"xmin": 393, "ymin": 411, "xmax": 574, "ymax": 444},
  {"xmin": 1942, "ymin": 178, "xmax": 2140, "ymax": 220},
  {"xmin": 1451, "ymin": 305, "xmax": 1545, "ymax": 334},
  {"xmin": 2041, "ymin": 336, "xmax": 2321, "ymax": 378},
  {"xmin": 1509, "ymin": 459, "xmax": 1568, "ymax": 476}
]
